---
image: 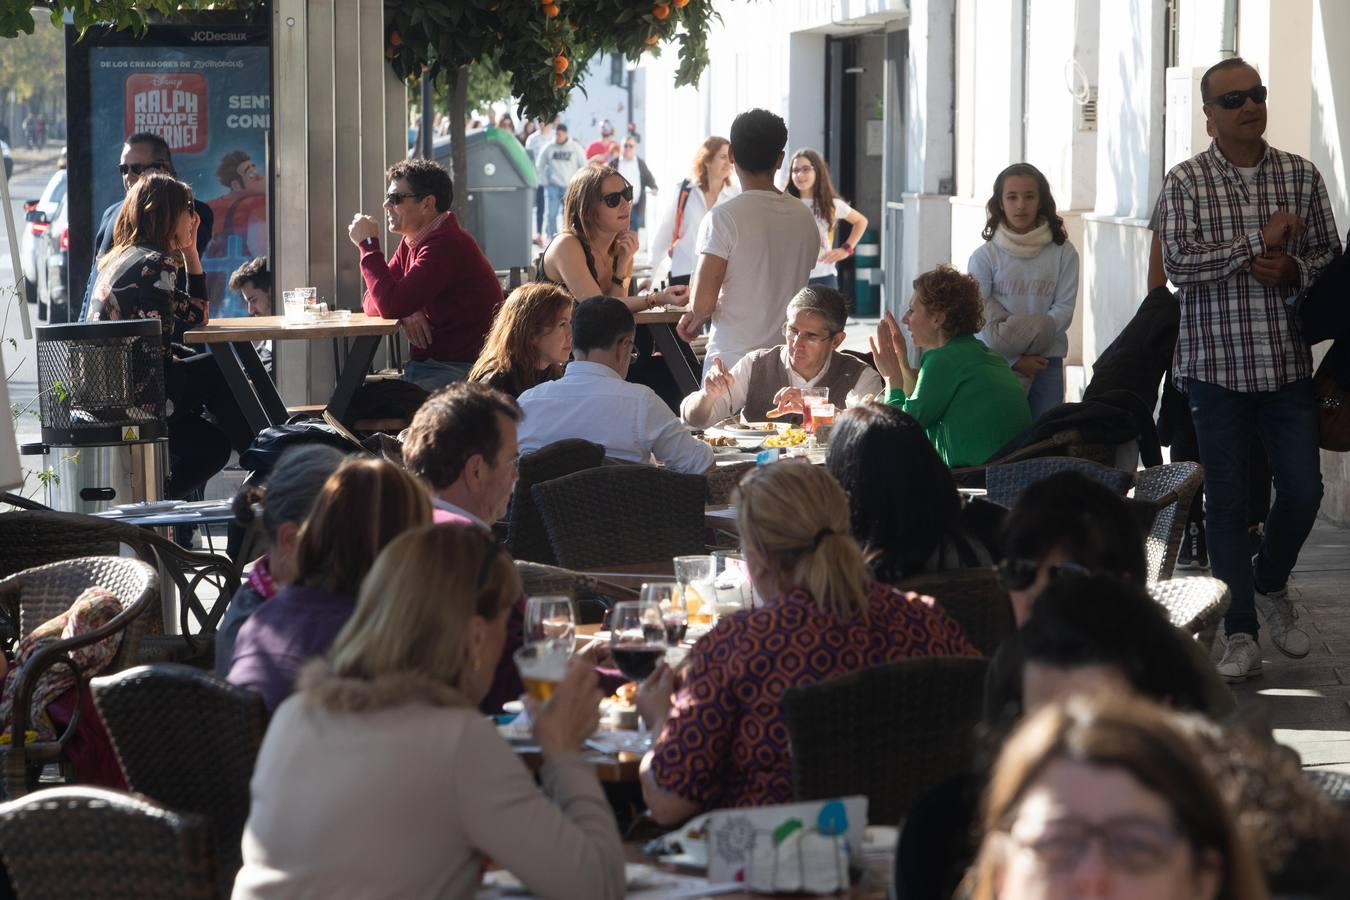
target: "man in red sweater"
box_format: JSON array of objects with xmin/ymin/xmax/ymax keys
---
[{"xmin": 347, "ymin": 159, "xmax": 502, "ymax": 391}]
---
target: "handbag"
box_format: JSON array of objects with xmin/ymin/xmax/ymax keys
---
[{"xmin": 1314, "ymin": 344, "xmax": 1350, "ymax": 451}]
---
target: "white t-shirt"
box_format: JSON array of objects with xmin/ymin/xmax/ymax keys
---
[
  {"xmin": 802, "ymin": 197, "xmax": 854, "ymax": 279},
  {"xmin": 616, "ymin": 157, "xmax": 643, "ymax": 206},
  {"xmin": 695, "ymin": 189, "xmax": 819, "ymax": 374}
]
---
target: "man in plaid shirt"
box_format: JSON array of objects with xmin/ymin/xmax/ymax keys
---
[{"xmin": 1158, "ymin": 58, "xmax": 1341, "ymax": 682}]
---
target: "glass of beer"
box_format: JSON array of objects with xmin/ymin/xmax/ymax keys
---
[
  {"xmin": 809, "ymin": 401, "xmax": 836, "ymax": 446},
  {"xmin": 800, "ymin": 387, "xmax": 829, "ymax": 432},
  {"xmin": 525, "ymin": 595, "xmax": 576, "ymax": 652},
  {"xmin": 513, "ymin": 640, "xmax": 570, "ymax": 703},
  {"xmin": 673, "ymin": 555, "xmax": 716, "ymax": 632}
]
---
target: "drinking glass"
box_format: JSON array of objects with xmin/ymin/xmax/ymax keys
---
[
  {"xmin": 810, "ymin": 402, "xmax": 836, "ymax": 446},
  {"xmin": 711, "ymin": 550, "xmax": 752, "ymax": 616},
  {"xmin": 513, "ymin": 640, "xmax": 571, "ymax": 703},
  {"xmin": 282, "ymin": 290, "xmax": 304, "ymax": 321},
  {"xmin": 641, "ymin": 582, "xmax": 686, "ymax": 646},
  {"xmin": 609, "ymin": 599, "xmax": 667, "ymax": 748},
  {"xmin": 525, "ymin": 595, "xmax": 576, "ymax": 652},
  {"xmin": 673, "ymin": 555, "xmax": 716, "ymax": 631},
  {"xmin": 800, "ymin": 387, "xmax": 829, "ymax": 432}
]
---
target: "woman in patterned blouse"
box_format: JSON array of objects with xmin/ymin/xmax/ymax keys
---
[
  {"xmin": 637, "ymin": 462, "xmax": 981, "ymax": 823},
  {"xmin": 90, "ymin": 174, "xmax": 252, "ymax": 499}
]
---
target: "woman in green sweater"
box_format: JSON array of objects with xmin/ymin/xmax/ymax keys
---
[{"xmin": 870, "ymin": 264, "xmax": 1031, "ymax": 467}]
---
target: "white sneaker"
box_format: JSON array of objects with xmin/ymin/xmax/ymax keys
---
[
  {"xmin": 1255, "ymin": 582, "xmax": 1311, "ymax": 658},
  {"xmin": 1217, "ymin": 633, "xmax": 1263, "ymax": 683}
]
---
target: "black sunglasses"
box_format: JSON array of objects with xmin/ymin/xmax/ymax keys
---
[
  {"xmin": 995, "ymin": 558, "xmax": 1091, "ymax": 593},
  {"xmin": 1208, "ymin": 85, "xmax": 1267, "ymax": 110},
  {"xmin": 385, "ymin": 190, "xmax": 427, "ymax": 206},
  {"xmin": 601, "ymin": 184, "xmax": 634, "ymax": 208},
  {"xmin": 119, "ymin": 162, "xmax": 168, "ymax": 176}
]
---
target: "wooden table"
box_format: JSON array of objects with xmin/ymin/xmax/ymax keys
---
[
  {"xmin": 634, "ymin": 307, "xmax": 702, "ymax": 398},
  {"xmin": 183, "ymin": 313, "xmax": 400, "ymax": 435}
]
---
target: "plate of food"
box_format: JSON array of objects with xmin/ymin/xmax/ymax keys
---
[
  {"xmin": 763, "ymin": 427, "xmax": 810, "ymax": 448},
  {"xmin": 712, "ymin": 420, "xmax": 780, "ymax": 439}
]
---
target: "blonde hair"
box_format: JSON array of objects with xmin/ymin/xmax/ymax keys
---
[
  {"xmin": 733, "ymin": 463, "xmax": 868, "ymax": 618},
  {"xmin": 966, "ymin": 695, "xmax": 1269, "ymax": 900},
  {"xmin": 327, "ymin": 523, "xmax": 520, "ymax": 697}
]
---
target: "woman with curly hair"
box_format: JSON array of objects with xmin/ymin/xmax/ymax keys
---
[
  {"xmin": 467, "ymin": 282, "xmax": 575, "ymax": 398},
  {"xmin": 871, "ymin": 264, "xmax": 1030, "ymax": 466}
]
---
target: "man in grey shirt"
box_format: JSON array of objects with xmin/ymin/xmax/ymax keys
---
[{"xmin": 535, "ymin": 123, "xmax": 585, "ymax": 241}]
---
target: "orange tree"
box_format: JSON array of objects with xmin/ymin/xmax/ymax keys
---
[{"xmin": 0, "ymin": 1, "xmax": 263, "ymax": 37}]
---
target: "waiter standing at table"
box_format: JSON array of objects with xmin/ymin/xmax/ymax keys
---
[{"xmin": 348, "ymin": 159, "xmax": 502, "ymax": 392}]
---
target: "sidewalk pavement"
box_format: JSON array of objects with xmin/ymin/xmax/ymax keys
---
[{"xmin": 1219, "ymin": 518, "xmax": 1350, "ymax": 771}]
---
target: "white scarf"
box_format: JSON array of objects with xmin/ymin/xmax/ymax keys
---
[{"xmin": 992, "ymin": 220, "xmax": 1054, "ymax": 258}]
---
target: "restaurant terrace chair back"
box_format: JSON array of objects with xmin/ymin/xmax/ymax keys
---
[
  {"xmin": 0, "ymin": 557, "xmax": 157, "ymax": 796},
  {"xmin": 92, "ymin": 664, "xmax": 266, "ymax": 898},
  {"xmin": 897, "ymin": 569, "xmax": 1016, "ymax": 657},
  {"xmin": 1148, "ymin": 575, "xmax": 1230, "ymax": 644},
  {"xmin": 0, "ymin": 786, "xmax": 214, "ymax": 900},
  {"xmin": 531, "ymin": 465, "xmax": 708, "ymax": 570},
  {"xmin": 515, "ymin": 561, "xmax": 640, "ymax": 624},
  {"xmin": 782, "ymin": 656, "xmax": 990, "ymax": 825},
  {"xmin": 505, "ymin": 439, "xmax": 608, "ymax": 564},
  {"xmin": 983, "ymin": 456, "xmax": 1134, "ymax": 510},
  {"xmin": 1131, "ymin": 461, "xmax": 1204, "ymax": 583}
]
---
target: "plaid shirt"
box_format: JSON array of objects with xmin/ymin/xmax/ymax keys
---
[{"xmin": 1159, "ymin": 140, "xmax": 1341, "ymax": 392}]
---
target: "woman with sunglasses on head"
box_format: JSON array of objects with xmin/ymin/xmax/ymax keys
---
[
  {"xmin": 649, "ymin": 136, "xmax": 738, "ymax": 287},
  {"xmin": 234, "ymin": 523, "xmax": 624, "ymax": 900},
  {"xmin": 637, "ymin": 462, "xmax": 979, "ymax": 825},
  {"xmin": 538, "ymin": 165, "xmax": 688, "ymax": 313},
  {"xmin": 89, "ymin": 172, "xmax": 252, "ymax": 500},
  {"xmin": 965, "ymin": 694, "xmax": 1266, "ymax": 900},
  {"xmin": 968, "ymin": 162, "xmax": 1080, "ymax": 421},
  {"xmin": 468, "ymin": 283, "xmax": 575, "ymax": 399},
  {"xmin": 785, "ymin": 148, "xmax": 868, "ymax": 291}
]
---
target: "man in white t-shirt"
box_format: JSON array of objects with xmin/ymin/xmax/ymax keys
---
[{"xmin": 676, "ymin": 109, "xmax": 818, "ymax": 374}]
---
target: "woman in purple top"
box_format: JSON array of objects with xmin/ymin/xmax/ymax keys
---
[
  {"xmin": 227, "ymin": 458, "xmax": 431, "ymax": 711},
  {"xmin": 638, "ymin": 463, "xmax": 980, "ymax": 823}
]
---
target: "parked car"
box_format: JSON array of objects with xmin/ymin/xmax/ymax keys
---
[
  {"xmin": 35, "ymin": 192, "xmax": 69, "ymax": 322},
  {"xmin": 20, "ymin": 168, "xmax": 65, "ymax": 304}
]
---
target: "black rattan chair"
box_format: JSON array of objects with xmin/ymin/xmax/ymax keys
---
[
  {"xmin": 504, "ymin": 440, "xmax": 608, "ymax": 564},
  {"xmin": 984, "ymin": 456, "xmax": 1134, "ymax": 509},
  {"xmin": 531, "ymin": 465, "xmax": 707, "ymax": 570},
  {"xmin": 782, "ymin": 656, "xmax": 990, "ymax": 825},
  {"xmin": 0, "ymin": 557, "xmax": 157, "ymax": 797},
  {"xmin": 1149, "ymin": 575, "xmax": 1230, "ymax": 640},
  {"xmin": 1131, "ymin": 461, "xmax": 1204, "ymax": 583},
  {"xmin": 0, "ymin": 786, "xmax": 214, "ymax": 899},
  {"xmin": 92, "ymin": 664, "xmax": 266, "ymax": 898},
  {"xmin": 898, "ymin": 568, "xmax": 1016, "ymax": 657}
]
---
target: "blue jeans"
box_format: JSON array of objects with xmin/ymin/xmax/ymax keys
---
[
  {"xmin": 1026, "ymin": 357, "xmax": 1065, "ymax": 421},
  {"xmin": 1186, "ymin": 378, "xmax": 1323, "ymax": 638},
  {"xmin": 808, "ymin": 275, "xmax": 839, "ymax": 290},
  {"xmin": 534, "ymin": 185, "xmax": 544, "ymax": 233},
  {"xmin": 543, "ymin": 185, "xmax": 566, "ymax": 239},
  {"xmin": 403, "ymin": 359, "xmax": 471, "ymax": 393}
]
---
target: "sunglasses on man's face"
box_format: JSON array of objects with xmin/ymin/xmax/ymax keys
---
[
  {"xmin": 385, "ymin": 191, "xmax": 427, "ymax": 206},
  {"xmin": 601, "ymin": 184, "xmax": 634, "ymax": 208},
  {"xmin": 995, "ymin": 558, "xmax": 1091, "ymax": 593},
  {"xmin": 1208, "ymin": 85, "xmax": 1268, "ymax": 110},
  {"xmin": 119, "ymin": 162, "xmax": 168, "ymax": 177}
]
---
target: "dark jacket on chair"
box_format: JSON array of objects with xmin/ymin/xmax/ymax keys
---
[
  {"xmin": 990, "ymin": 390, "xmax": 1163, "ymax": 467},
  {"xmin": 1083, "ymin": 287, "xmax": 1180, "ymax": 411}
]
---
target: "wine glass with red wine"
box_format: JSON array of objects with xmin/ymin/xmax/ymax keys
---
[
  {"xmin": 640, "ymin": 582, "xmax": 687, "ymax": 647},
  {"xmin": 609, "ymin": 599, "xmax": 667, "ymax": 749}
]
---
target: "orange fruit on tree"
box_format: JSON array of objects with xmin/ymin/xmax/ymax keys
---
[
  {"xmin": 543, "ymin": 2, "xmax": 559, "ymax": 17},
  {"xmin": 554, "ymin": 55, "xmax": 569, "ymax": 73},
  {"xmin": 645, "ymin": 33, "xmax": 660, "ymax": 45},
  {"xmin": 674, "ymin": 0, "xmax": 690, "ymax": 5},
  {"xmin": 554, "ymin": 73, "xmax": 567, "ymax": 89},
  {"xmin": 653, "ymin": 3, "xmax": 670, "ymax": 19}
]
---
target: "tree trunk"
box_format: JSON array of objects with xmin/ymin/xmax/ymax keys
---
[{"xmin": 448, "ymin": 65, "xmax": 469, "ymax": 221}]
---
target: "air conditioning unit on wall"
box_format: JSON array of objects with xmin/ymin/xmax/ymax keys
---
[{"xmin": 1165, "ymin": 67, "xmax": 1212, "ymax": 171}]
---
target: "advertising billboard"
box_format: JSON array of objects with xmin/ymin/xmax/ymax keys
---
[{"xmin": 68, "ymin": 22, "xmax": 271, "ymax": 318}]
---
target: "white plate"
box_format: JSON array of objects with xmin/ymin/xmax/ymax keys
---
[{"xmin": 712, "ymin": 423, "xmax": 779, "ymax": 439}]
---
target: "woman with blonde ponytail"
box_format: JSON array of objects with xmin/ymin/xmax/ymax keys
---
[{"xmin": 638, "ymin": 462, "xmax": 980, "ymax": 824}]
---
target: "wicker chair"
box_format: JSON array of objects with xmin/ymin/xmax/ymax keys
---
[
  {"xmin": 1149, "ymin": 576, "xmax": 1229, "ymax": 639},
  {"xmin": 1305, "ymin": 769, "xmax": 1350, "ymax": 814},
  {"xmin": 0, "ymin": 557, "xmax": 157, "ymax": 797},
  {"xmin": 504, "ymin": 440, "xmax": 608, "ymax": 564},
  {"xmin": 0, "ymin": 500, "xmax": 239, "ymax": 666},
  {"xmin": 92, "ymin": 664, "xmax": 266, "ymax": 898},
  {"xmin": 707, "ymin": 460, "xmax": 755, "ymax": 507},
  {"xmin": 1131, "ymin": 461, "xmax": 1204, "ymax": 583},
  {"xmin": 782, "ymin": 656, "xmax": 990, "ymax": 825},
  {"xmin": 0, "ymin": 786, "xmax": 214, "ymax": 899},
  {"xmin": 897, "ymin": 569, "xmax": 1016, "ymax": 657},
  {"xmin": 532, "ymin": 465, "xmax": 708, "ymax": 570},
  {"xmin": 983, "ymin": 456, "xmax": 1134, "ymax": 509}
]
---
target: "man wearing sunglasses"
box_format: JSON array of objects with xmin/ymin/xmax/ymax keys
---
[
  {"xmin": 1156, "ymin": 58, "xmax": 1342, "ymax": 683},
  {"xmin": 348, "ymin": 158, "xmax": 501, "ymax": 392},
  {"xmin": 80, "ymin": 132, "xmax": 215, "ymax": 320}
]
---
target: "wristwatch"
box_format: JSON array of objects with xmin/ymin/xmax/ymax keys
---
[{"xmin": 360, "ymin": 236, "xmax": 380, "ymax": 251}]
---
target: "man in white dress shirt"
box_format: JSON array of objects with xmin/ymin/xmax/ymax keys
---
[{"xmin": 517, "ymin": 297, "xmax": 715, "ymax": 474}]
